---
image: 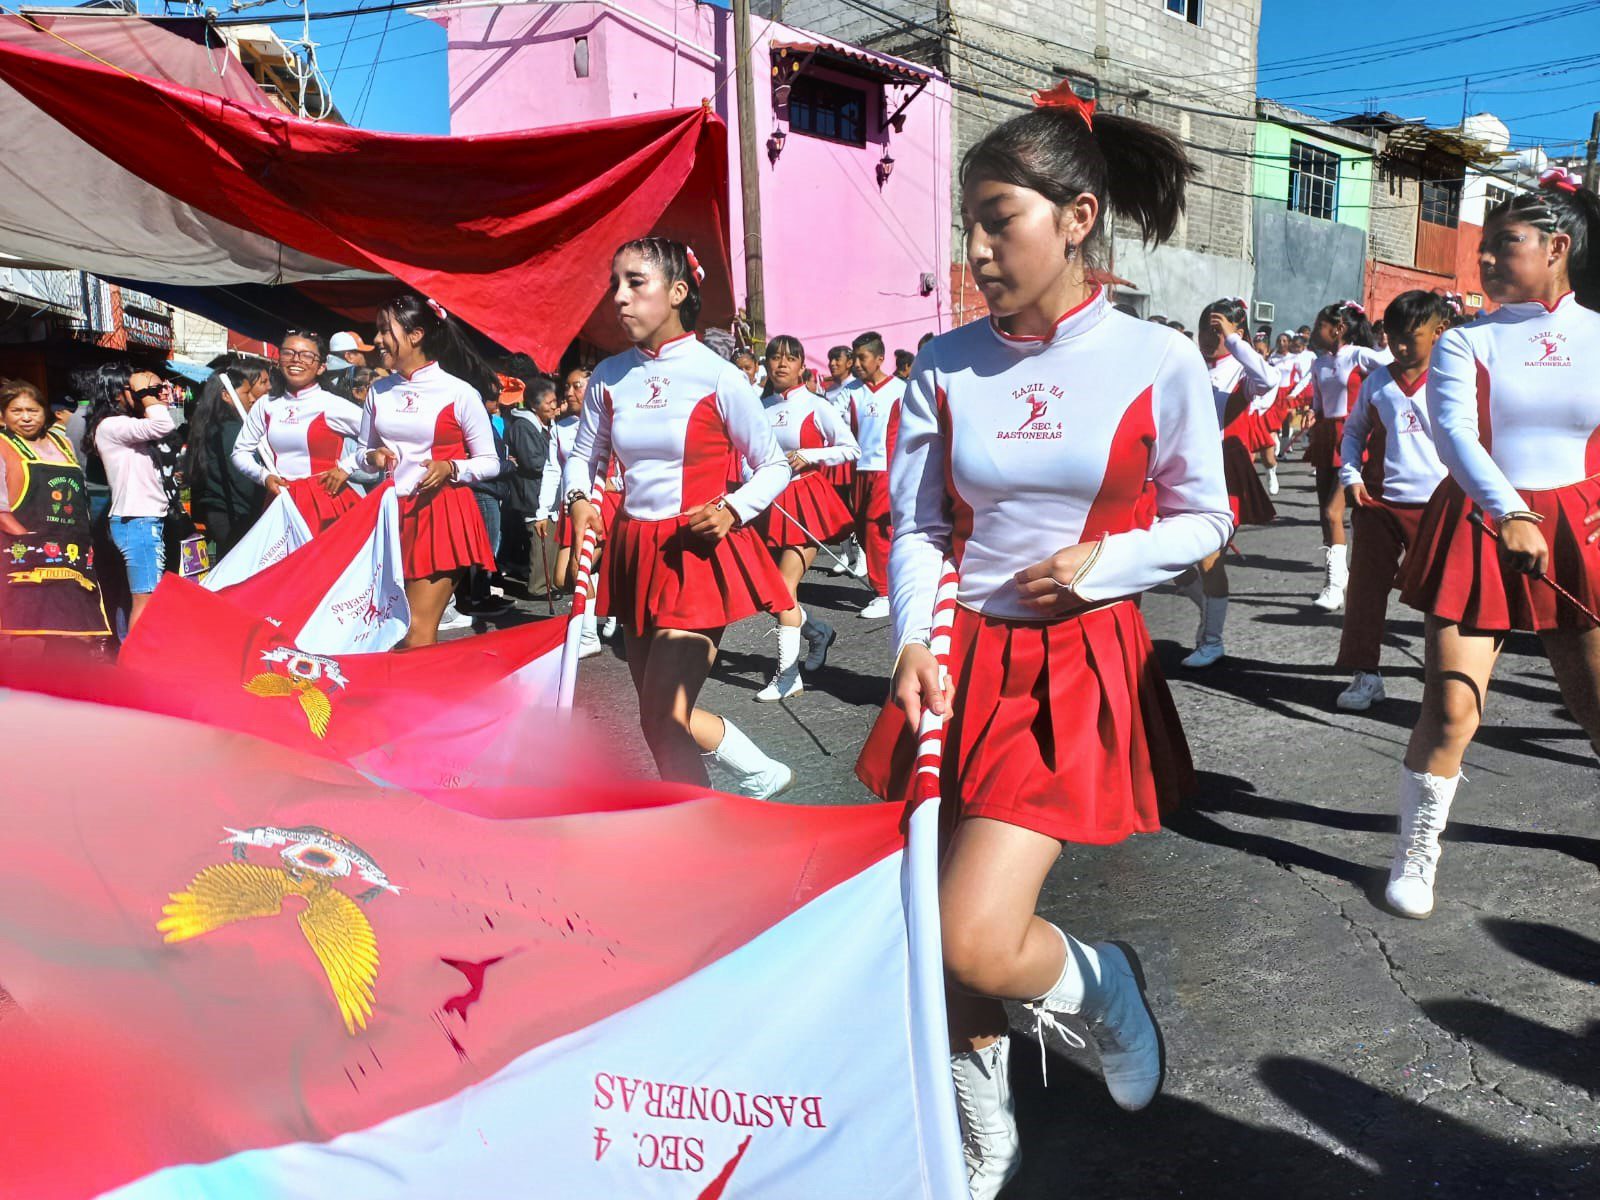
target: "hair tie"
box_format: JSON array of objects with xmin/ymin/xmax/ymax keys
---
[
  {"xmin": 683, "ymin": 246, "xmax": 706, "ymax": 285},
  {"xmin": 426, "ymin": 297, "xmax": 449, "ymax": 321},
  {"xmin": 1342, "ymin": 300, "xmax": 1366, "ymax": 317},
  {"xmin": 1032, "ymin": 79, "xmax": 1095, "ymax": 129},
  {"xmin": 1539, "ymin": 166, "xmax": 1581, "ymax": 195}
]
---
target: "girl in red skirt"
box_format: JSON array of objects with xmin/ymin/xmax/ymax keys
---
[
  {"xmin": 1180, "ymin": 296, "xmax": 1279, "ymax": 669},
  {"xmin": 565, "ymin": 237, "xmax": 796, "ymax": 798},
  {"xmin": 231, "ymin": 330, "xmax": 362, "ymax": 533},
  {"xmin": 1307, "ymin": 301, "xmax": 1390, "ymax": 612},
  {"xmin": 344, "ymin": 294, "xmax": 500, "ymax": 649},
  {"xmin": 1387, "ymin": 175, "xmax": 1600, "ymax": 918},
  {"xmin": 854, "ymin": 93, "xmax": 1231, "ymax": 1197},
  {"xmin": 1332, "ymin": 290, "xmax": 1451, "ymax": 712},
  {"xmin": 751, "ymin": 334, "xmax": 860, "ymax": 701}
]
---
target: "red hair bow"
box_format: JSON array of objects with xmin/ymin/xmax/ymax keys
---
[
  {"xmin": 1032, "ymin": 80, "xmax": 1095, "ymax": 129},
  {"xmin": 684, "ymin": 246, "xmax": 707, "ymax": 285},
  {"xmin": 1539, "ymin": 166, "xmax": 1581, "ymax": 194}
]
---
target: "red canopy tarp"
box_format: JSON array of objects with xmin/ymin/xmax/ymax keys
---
[{"xmin": 0, "ymin": 34, "xmax": 732, "ymax": 363}]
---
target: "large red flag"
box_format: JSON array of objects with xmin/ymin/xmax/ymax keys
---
[{"xmin": 0, "ymin": 691, "xmax": 965, "ymax": 1198}]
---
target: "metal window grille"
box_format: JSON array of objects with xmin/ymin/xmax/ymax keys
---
[
  {"xmin": 1420, "ymin": 179, "xmax": 1462, "ymax": 228},
  {"xmin": 1287, "ymin": 141, "xmax": 1339, "ymax": 221}
]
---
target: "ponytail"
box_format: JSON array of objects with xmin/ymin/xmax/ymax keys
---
[
  {"xmin": 960, "ymin": 100, "xmax": 1195, "ymax": 267},
  {"xmin": 1314, "ymin": 300, "xmax": 1375, "ymax": 348},
  {"xmin": 1492, "ymin": 175, "xmax": 1600, "ymax": 311},
  {"xmin": 375, "ymin": 293, "xmax": 500, "ymax": 406}
]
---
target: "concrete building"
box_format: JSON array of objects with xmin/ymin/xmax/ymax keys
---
[
  {"xmin": 759, "ymin": 0, "xmax": 1262, "ymax": 326},
  {"xmin": 431, "ymin": 0, "xmax": 953, "ymax": 370},
  {"xmin": 1249, "ymin": 101, "xmax": 1373, "ymax": 336}
]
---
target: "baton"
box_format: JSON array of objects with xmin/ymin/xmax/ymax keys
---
[
  {"xmin": 1467, "ymin": 509, "xmax": 1600, "ymax": 626},
  {"xmin": 768, "ymin": 498, "xmax": 879, "ymax": 594}
]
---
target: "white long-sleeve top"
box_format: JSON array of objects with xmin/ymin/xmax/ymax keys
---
[
  {"xmin": 845, "ymin": 374, "xmax": 906, "ymax": 472},
  {"xmin": 231, "ymin": 383, "xmax": 362, "ymax": 485},
  {"xmin": 345, "ymin": 362, "xmax": 498, "ymax": 497},
  {"xmin": 1427, "ymin": 292, "xmax": 1600, "ymax": 519},
  {"xmin": 539, "ymin": 413, "xmax": 578, "ymax": 520},
  {"xmin": 1338, "ymin": 365, "xmax": 1447, "ymax": 504},
  {"xmin": 822, "ymin": 380, "xmax": 853, "ymax": 417},
  {"xmin": 1270, "ymin": 349, "xmax": 1316, "ymax": 399},
  {"xmin": 763, "ymin": 386, "xmax": 861, "ymax": 466},
  {"xmin": 1209, "ymin": 334, "xmax": 1281, "ymax": 426},
  {"xmin": 1311, "ymin": 344, "xmax": 1390, "ymax": 421},
  {"xmin": 561, "ymin": 333, "xmax": 790, "ymax": 523},
  {"xmin": 888, "ymin": 289, "xmax": 1234, "ymax": 650},
  {"xmin": 95, "ymin": 403, "xmax": 176, "ymax": 518}
]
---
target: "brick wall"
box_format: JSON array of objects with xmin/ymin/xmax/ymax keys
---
[{"xmin": 1367, "ymin": 161, "xmax": 1420, "ymax": 268}]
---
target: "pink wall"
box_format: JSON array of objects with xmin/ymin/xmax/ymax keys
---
[{"xmin": 436, "ymin": 0, "xmax": 952, "ymax": 371}]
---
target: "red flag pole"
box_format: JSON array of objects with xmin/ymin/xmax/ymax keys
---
[{"xmin": 557, "ymin": 479, "xmax": 607, "ymax": 709}]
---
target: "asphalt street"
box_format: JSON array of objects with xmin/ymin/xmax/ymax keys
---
[{"xmin": 497, "ymin": 455, "xmax": 1598, "ymax": 1198}]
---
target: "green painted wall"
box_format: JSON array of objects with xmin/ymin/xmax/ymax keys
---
[{"xmin": 1253, "ymin": 121, "xmax": 1372, "ymax": 233}]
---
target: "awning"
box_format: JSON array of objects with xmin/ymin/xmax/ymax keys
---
[
  {"xmin": 0, "ymin": 16, "xmax": 733, "ymax": 365},
  {"xmin": 770, "ymin": 36, "xmax": 939, "ymax": 86},
  {"xmin": 165, "ymin": 358, "xmax": 212, "ymax": 384}
]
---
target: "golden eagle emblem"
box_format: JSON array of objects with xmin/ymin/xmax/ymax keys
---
[
  {"xmin": 241, "ymin": 648, "xmax": 348, "ymax": 740},
  {"xmin": 158, "ymin": 826, "xmax": 398, "ymax": 1035}
]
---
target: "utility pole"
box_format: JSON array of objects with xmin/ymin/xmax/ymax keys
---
[
  {"xmin": 732, "ymin": 0, "xmax": 766, "ymax": 347},
  {"xmin": 1585, "ymin": 111, "xmax": 1600, "ymax": 191}
]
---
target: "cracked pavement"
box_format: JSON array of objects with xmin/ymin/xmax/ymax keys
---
[{"xmin": 539, "ymin": 455, "xmax": 1598, "ymax": 1197}]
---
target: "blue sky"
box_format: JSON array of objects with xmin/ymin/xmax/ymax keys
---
[
  {"xmin": 231, "ymin": 0, "xmax": 1600, "ymax": 154},
  {"xmin": 1258, "ymin": 0, "xmax": 1600, "ymax": 153}
]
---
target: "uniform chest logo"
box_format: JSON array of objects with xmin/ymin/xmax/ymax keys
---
[
  {"xmin": 997, "ymin": 383, "xmax": 1065, "ymax": 441},
  {"xmin": 396, "ymin": 390, "xmax": 420, "ymax": 413},
  {"xmin": 639, "ymin": 378, "xmax": 669, "ymax": 409},
  {"xmin": 773, "ymin": 409, "xmax": 789, "ymax": 426},
  {"xmin": 1398, "ymin": 406, "xmax": 1425, "ymax": 435},
  {"xmin": 1527, "ymin": 331, "xmax": 1571, "ymax": 368},
  {"xmin": 158, "ymin": 824, "xmax": 397, "ymax": 1034},
  {"xmin": 242, "ymin": 647, "xmax": 349, "ymax": 739}
]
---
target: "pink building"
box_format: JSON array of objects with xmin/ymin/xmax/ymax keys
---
[{"xmin": 431, "ymin": 0, "xmax": 953, "ymax": 371}]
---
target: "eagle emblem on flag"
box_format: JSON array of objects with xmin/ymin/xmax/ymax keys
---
[
  {"xmin": 241, "ymin": 647, "xmax": 349, "ymax": 739},
  {"xmin": 157, "ymin": 826, "xmax": 395, "ymax": 1035}
]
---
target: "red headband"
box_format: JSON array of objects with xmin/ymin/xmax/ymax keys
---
[{"xmin": 1032, "ymin": 79, "xmax": 1095, "ymax": 129}]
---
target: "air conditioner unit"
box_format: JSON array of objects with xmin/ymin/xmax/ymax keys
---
[{"xmin": 1253, "ymin": 300, "xmax": 1276, "ymax": 324}]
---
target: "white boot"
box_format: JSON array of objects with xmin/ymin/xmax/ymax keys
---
[
  {"xmin": 756, "ymin": 625, "xmax": 804, "ymax": 702},
  {"xmin": 1313, "ymin": 544, "xmax": 1347, "ymax": 611},
  {"xmin": 703, "ymin": 718, "xmax": 794, "ymax": 799},
  {"xmin": 1267, "ymin": 465, "xmax": 1280, "ymax": 495},
  {"xmin": 600, "ymin": 615, "xmax": 618, "ymax": 640},
  {"xmin": 1386, "ymin": 767, "xmax": 1460, "ymax": 919},
  {"xmin": 1025, "ymin": 926, "xmax": 1165, "ymax": 1112},
  {"xmin": 1181, "ymin": 595, "xmax": 1227, "ymax": 669},
  {"xmin": 578, "ymin": 610, "xmax": 602, "ymax": 659},
  {"xmin": 830, "ymin": 538, "xmax": 855, "ymax": 576},
  {"xmin": 849, "ymin": 538, "xmax": 869, "ymax": 579},
  {"xmin": 951, "ymin": 1038, "xmax": 1021, "ymax": 1200}
]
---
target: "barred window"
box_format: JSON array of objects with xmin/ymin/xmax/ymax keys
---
[
  {"xmin": 788, "ymin": 76, "xmax": 866, "ymax": 147},
  {"xmin": 1421, "ymin": 178, "xmax": 1462, "ymax": 228},
  {"xmin": 1287, "ymin": 140, "xmax": 1339, "ymax": 221},
  {"xmin": 1484, "ymin": 183, "xmax": 1513, "ymax": 214}
]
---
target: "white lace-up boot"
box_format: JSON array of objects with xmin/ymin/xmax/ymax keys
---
[
  {"xmin": 703, "ymin": 718, "xmax": 794, "ymax": 799},
  {"xmin": 950, "ymin": 1038, "xmax": 1021, "ymax": 1200},
  {"xmin": 1386, "ymin": 767, "xmax": 1461, "ymax": 918},
  {"xmin": 1024, "ymin": 926, "xmax": 1165, "ymax": 1112},
  {"xmin": 756, "ymin": 625, "xmax": 804, "ymax": 702},
  {"xmin": 1313, "ymin": 544, "xmax": 1347, "ymax": 611}
]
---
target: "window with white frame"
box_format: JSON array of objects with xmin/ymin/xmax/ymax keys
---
[{"xmin": 1164, "ymin": 0, "xmax": 1203, "ymax": 25}]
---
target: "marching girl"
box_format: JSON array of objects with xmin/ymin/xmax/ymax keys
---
[
  {"xmin": 345, "ymin": 295, "xmax": 500, "ymax": 649},
  {"xmin": 845, "ymin": 331, "xmax": 905, "ymax": 618},
  {"xmin": 564, "ymin": 237, "xmax": 796, "ymax": 798},
  {"xmin": 545, "ymin": 366, "xmax": 588, "ymax": 590},
  {"xmin": 752, "ymin": 334, "xmax": 860, "ymax": 701},
  {"xmin": 1307, "ymin": 301, "xmax": 1390, "ymax": 612},
  {"xmin": 1387, "ymin": 176, "xmax": 1600, "ymax": 918},
  {"xmin": 855, "ymin": 94, "xmax": 1231, "ymax": 1197},
  {"xmin": 1180, "ymin": 297, "xmax": 1279, "ymax": 668},
  {"xmin": 232, "ymin": 331, "xmax": 362, "ymax": 533},
  {"xmin": 1332, "ymin": 290, "xmax": 1451, "ymax": 712},
  {"xmin": 1277, "ymin": 332, "xmax": 1318, "ymax": 455}
]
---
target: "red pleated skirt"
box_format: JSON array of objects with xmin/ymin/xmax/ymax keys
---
[
  {"xmin": 761, "ymin": 471, "xmax": 855, "ymax": 550},
  {"xmin": 606, "ymin": 512, "xmax": 792, "ymax": 635},
  {"xmin": 823, "ymin": 460, "xmax": 857, "ymax": 493},
  {"xmin": 285, "ymin": 476, "xmax": 359, "ymax": 534},
  {"xmin": 399, "ymin": 484, "xmax": 495, "ymax": 580},
  {"xmin": 1306, "ymin": 416, "xmax": 1346, "ymax": 470},
  {"xmin": 1223, "ymin": 437, "xmax": 1275, "ymax": 527},
  {"xmin": 855, "ymin": 601, "xmax": 1195, "ymax": 844},
  {"xmin": 1266, "ymin": 389, "xmax": 1295, "ymax": 432},
  {"xmin": 1399, "ymin": 474, "xmax": 1600, "ymax": 632},
  {"xmin": 1224, "ymin": 409, "xmax": 1274, "ymax": 453}
]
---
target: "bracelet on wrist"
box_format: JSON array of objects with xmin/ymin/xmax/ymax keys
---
[
  {"xmin": 565, "ymin": 489, "xmax": 588, "ymax": 513},
  {"xmin": 1500, "ymin": 510, "xmax": 1545, "ymax": 526}
]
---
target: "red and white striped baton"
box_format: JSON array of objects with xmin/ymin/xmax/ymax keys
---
[
  {"xmin": 557, "ymin": 479, "xmax": 608, "ymax": 708},
  {"xmin": 1467, "ymin": 510, "xmax": 1600, "ymax": 626},
  {"xmin": 913, "ymin": 562, "xmax": 962, "ymax": 807}
]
